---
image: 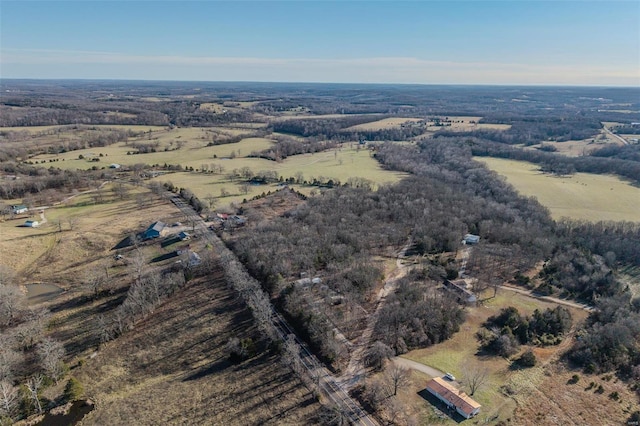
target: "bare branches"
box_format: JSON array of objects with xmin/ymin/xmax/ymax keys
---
[
  {"xmin": 0, "ymin": 380, "xmax": 18, "ymax": 419},
  {"xmin": 25, "ymin": 375, "xmax": 44, "ymax": 414},
  {"xmin": 385, "ymin": 364, "xmax": 410, "ymax": 396},
  {"xmin": 37, "ymin": 337, "xmax": 65, "ymax": 383},
  {"xmin": 462, "ymin": 363, "xmax": 489, "ymax": 396},
  {"xmin": 0, "ymin": 284, "xmax": 25, "ymax": 328},
  {"xmin": 363, "ymin": 341, "xmax": 393, "ymax": 372}
]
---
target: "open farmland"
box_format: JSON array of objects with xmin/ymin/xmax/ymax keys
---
[
  {"xmin": 1, "ymin": 185, "xmax": 322, "ymax": 425},
  {"xmin": 29, "ymin": 134, "xmax": 275, "ymax": 170},
  {"xmin": 524, "ymin": 136, "xmax": 618, "ymax": 157},
  {"xmin": 345, "ymin": 117, "xmax": 424, "ymax": 131},
  {"xmin": 0, "ymin": 184, "xmax": 179, "ymax": 284},
  {"xmin": 476, "ymin": 157, "xmax": 640, "ymax": 222},
  {"xmin": 72, "ymin": 266, "xmax": 321, "ymax": 426},
  {"xmin": 425, "ymin": 116, "xmax": 512, "ymax": 132},
  {"xmin": 149, "ymin": 146, "xmax": 408, "ymax": 206}
]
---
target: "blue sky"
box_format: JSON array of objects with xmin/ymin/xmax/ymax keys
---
[{"xmin": 1, "ymin": 1, "xmax": 638, "ymax": 85}]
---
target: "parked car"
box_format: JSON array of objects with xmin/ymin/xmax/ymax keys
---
[{"xmin": 444, "ymin": 373, "xmax": 456, "ymax": 381}]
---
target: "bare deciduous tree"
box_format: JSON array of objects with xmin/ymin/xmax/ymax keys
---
[
  {"xmin": 283, "ymin": 334, "xmax": 303, "ymax": 377},
  {"xmin": 0, "ymin": 347, "xmax": 21, "ymax": 383},
  {"xmin": 95, "ymin": 314, "xmax": 112, "ymax": 344},
  {"xmin": 112, "ymin": 182, "xmax": 130, "ymax": 200},
  {"xmin": 385, "ymin": 364, "xmax": 410, "ymax": 396},
  {"xmin": 128, "ymin": 248, "xmax": 146, "ymax": 283},
  {"xmin": 0, "ymin": 380, "xmax": 18, "ymax": 419},
  {"xmin": 317, "ymin": 404, "xmax": 350, "ymax": 426},
  {"xmin": 84, "ymin": 269, "xmax": 107, "ymax": 299},
  {"xmin": 37, "ymin": 337, "xmax": 65, "ymax": 382},
  {"xmin": 204, "ymin": 193, "xmax": 217, "ymax": 210},
  {"xmin": 362, "ymin": 378, "xmax": 387, "ymax": 412},
  {"xmin": 363, "ymin": 341, "xmax": 393, "ymax": 371},
  {"xmin": 52, "ymin": 217, "xmax": 64, "ymax": 233},
  {"xmin": 0, "ymin": 284, "xmax": 24, "ymax": 327},
  {"xmin": 66, "ymin": 216, "xmax": 80, "ymax": 231},
  {"xmin": 462, "ymin": 362, "xmax": 489, "ymax": 396},
  {"xmin": 25, "ymin": 375, "xmax": 44, "ymax": 414}
]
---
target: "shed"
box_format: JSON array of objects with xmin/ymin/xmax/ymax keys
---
[
  {"xmin": 463, "ymin": 234, "xmax": 480, "ymax": 245},
  {"xmin": 425, "ymin": 377, "xmax": 481, "ymax": 419},
  {"xmin": 24, "ymin": 220, "xmax": 39, "ymax": 227}
]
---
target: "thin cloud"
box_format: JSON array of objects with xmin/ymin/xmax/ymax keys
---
[{"xmin": 1, "ymin": 49, "xmax": 638, "ymax": 86}]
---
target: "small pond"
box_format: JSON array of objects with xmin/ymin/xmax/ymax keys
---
[
  {"xmin": 37, "ymin": 400, "xmax": 95, "ymax": 426},
  {"xmin": 25, "ymin": 283, "xmax": 64, "ymax": 305}
]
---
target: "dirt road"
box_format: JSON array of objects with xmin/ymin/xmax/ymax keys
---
[
  {"xmin": 338, "ymin": 240, "xmax": 412, "ymax": 389},
  {"xmin": 392, "ymin": 357, "xmax": 445, "ymax": 378},
  {"xmin": 498, "ymin": 284, "xmax": 594, "ymax": 312},
  {"xmin": 603, "ymin": 126, "xmax": 628, "ymax": 145}
]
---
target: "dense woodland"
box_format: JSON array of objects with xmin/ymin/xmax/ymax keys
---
[{"xmin": 1, "ymin": 81, "xmax": 640, "ymax": 385}]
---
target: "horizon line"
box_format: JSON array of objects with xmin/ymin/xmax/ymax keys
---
[{"xmin": 1, "ymin": 77, "xmax": 638, "ymax": 89}]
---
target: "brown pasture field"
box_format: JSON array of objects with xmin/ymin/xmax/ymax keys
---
[
  {"xmin": 345, "ymin": 117, "xmax": 424, "ymax": 131},
  {"xmin": 73, "ymin": 267, "xmax": 321, "ymax": 426},
  {"xmin": 3, "ymin": 185, "xmax": 321, "ymax": 425},
  {"xmin": 0, "ymin": 186, "xmax": 182, "ymax": 287},
  {"xmin": 425, "ymin": 116, "xmax": 511, "ymax": 132},
  {"xmin": 524, "ymin": 137, "xmax": 618, "ymax": 157}
]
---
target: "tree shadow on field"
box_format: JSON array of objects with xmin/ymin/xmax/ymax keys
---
[
  {"xmin": 151, "ymin": 251, "xmax": 178, "ymax": 263},
  {"xmin": 417, "ymin": 389, "xmax": 466, "ymax": 423},
  {"xmin": 183, "ymin": 356, "xmax": 232, "ymax": 381},
  {"xmin": 49, "ymin": 286, "xmax": 128, "ymax": 314},
  {"xmin": 161, "ymin": 236, "xmax": 181, "ymax": 248}
]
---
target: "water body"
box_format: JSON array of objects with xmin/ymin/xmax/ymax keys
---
[
  {"xmin": 25, "ymin": 283, "xmax": 64, "ymax": 305},
  {"xmin": 36, "ymin": 400, "xmax": 95, "ymax": 426}
]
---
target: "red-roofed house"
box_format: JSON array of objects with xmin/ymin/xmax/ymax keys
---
[{"xmin": 425, "ymin": 377, "xmax": 481, "ymax": 419}]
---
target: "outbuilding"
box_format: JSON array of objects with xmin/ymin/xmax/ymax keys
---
[
  {"xmin": 11, "ymin": 205, "xmax": 28, "ymax": 215},
  {"xmin": 143, "ymin": 221, "xmax": 167, "ymax": 239},
  {"xmin": 24, "ymin": 220, "xmax": 39, "ymax": 227},
  {"xmin": 463, "ymin": 234, "xmax": 480, "ymax": 245}
]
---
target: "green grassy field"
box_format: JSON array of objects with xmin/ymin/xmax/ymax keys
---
[
  {"xmin": 150, "ymin": 147, "xmax": 407, "ymax": 207},
  {"xmin": 476, "ymin": 157, "xmax": 640, "ymax": 222},
  {"xmin": 30, "ymin": 135, "xmax": 275, "ymax": 170}
]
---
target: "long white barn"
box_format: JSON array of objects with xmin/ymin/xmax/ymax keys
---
[{"xmin": 425, "ymin": 377, "xmax": 481, "ymax": 419}]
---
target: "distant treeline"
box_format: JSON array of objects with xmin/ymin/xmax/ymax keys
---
[{"xmin": 270, "ymin": 116, "xmax": 424, "ymax": 142}]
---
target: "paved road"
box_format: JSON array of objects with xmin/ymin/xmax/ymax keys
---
[{"xmin": 167, "ymin": 193, "xmax": 378, "ymax": 426}]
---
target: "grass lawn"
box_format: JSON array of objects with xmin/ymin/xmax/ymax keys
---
[
  {"xmin": 476, "ymin": 157, "xmax": 640, "ymax": 222},
  {"xmin": 402, "ymin": 289, "xmax": 589, "ymax": 424}
]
